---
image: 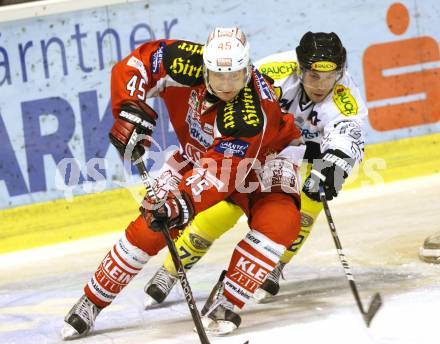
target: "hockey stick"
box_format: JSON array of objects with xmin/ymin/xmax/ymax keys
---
[
  {"xmin": 134, "ymin": 157, "xmax": 211, "ymax": 344},
  {"xmin": 319, "ymin": 185, "xmax": 382, "ymax": 327},
  {"xmin": 123, "ymin": 133, "xmax": 210, "ymax": 344}
]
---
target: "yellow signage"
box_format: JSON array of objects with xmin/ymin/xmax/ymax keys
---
[
  {"xmin": 311, "ymin": 61, "xmax": 337, "ymax": 72},
  {"xmin": 258, "ymin": 61, "xmax": 297, "ymax": 80},
  {"xmin": 332, "ymin": 85, "xmax": 358, "ymax": 116}
]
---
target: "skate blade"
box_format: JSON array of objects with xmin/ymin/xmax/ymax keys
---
[
  {"xmin": 60, "ymin": 322, "xmax": 82, "ymax": 340},
  {"xmin": 144, "ymin": 295, "xmax": 160, "ymax": 310},
  {"xmin": 253, "ymin": 288, "xmax": 273, "ymax": 303},
  {"xmin": 419, "ymin": 247, "xmax": 440, "ymax": 264},
  {"xmin": 196, "ymin": 316, "xmax": 238, "ymax": 336}
]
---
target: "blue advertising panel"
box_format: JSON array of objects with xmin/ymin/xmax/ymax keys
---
[{"xmin": 0, "ymin": 0, "xmax": 439, "ymax": 208}]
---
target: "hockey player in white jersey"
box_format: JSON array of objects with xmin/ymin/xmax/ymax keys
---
[
  {"xmin": 144, "ymin": 31, "xmax": 367, "ymax": 315},
  {"xmin": 252, "ymin": 31, "xmax": 366, "ymax": 300}
]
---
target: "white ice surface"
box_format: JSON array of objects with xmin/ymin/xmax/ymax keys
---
[{"xmin": 1, "ymin": 174, "xmax": 440, "ymax": 344}]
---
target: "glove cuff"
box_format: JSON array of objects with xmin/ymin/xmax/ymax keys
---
[
  {"xmin": 168, "ymin": 191, "xmax": 195, "ymax": 229},
  {"xmin": 177, "ymin": 192, "xmax": 195, "ymax": 225},
  {"xmin": 321, "ymin": 149, "xmax": 354, "ymax": 177}
]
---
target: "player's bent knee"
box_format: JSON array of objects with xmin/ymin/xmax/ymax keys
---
[{"xmin": 250, "ymin": 193, "xmax": 301, "ymax": 248}]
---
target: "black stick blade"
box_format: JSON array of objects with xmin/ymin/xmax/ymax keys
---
[{"xmin": 364, "ymin": 293, "xmax": 382, "ymax": 327}]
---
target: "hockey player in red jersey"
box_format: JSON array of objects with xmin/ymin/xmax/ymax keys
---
[
  {"xmin": 144, "ymin": 31, "xmax": 366, "ymax": 310},
  {"xmin": 61, "ymin": 27, "xmax": 304, "ymax": 339}
]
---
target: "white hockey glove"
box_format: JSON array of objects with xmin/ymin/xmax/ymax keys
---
[{"xmin": 303, "ymin": 149, "xmax": 354, "ymax": 201}]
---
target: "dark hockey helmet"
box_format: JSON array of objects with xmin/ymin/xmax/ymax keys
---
[{"xmin": 296, "ymin": 32, "xmax": 346, "ymax": 72}]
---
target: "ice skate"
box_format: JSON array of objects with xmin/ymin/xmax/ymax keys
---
[
  {"xmin": 144, "ymin": 266, "xmax": 178, "ymax": 308},
  {"xmin": 420, "ymin": 232, "xmax": 440, "ymax": 263},
  {"xmin": 61, "ymin": 294, "xmax": 101, "ymax": 340},
  {"xmin": 200, "ymin": 271, "xmax": 241, "ymax": 336},
  {"xmin": 253, "ymin": 262, "xmax": 285, "ymax": 303}
]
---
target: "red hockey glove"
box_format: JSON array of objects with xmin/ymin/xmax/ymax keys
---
[
  {"xmin": 109, "ymin": 100, "xmax": 157, "ymax": 159},
  {"xmin": 141, "ymin": 191, "xmax": 195, "ymax": 232}
]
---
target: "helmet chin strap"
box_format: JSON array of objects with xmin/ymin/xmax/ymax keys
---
[
  {"xmin": 203, "ymin": 65, "xmax": 215, "ymax": 96},
  {"xmin": 244, "ymin": 64, "xmax": 253, "ymax": 87}
]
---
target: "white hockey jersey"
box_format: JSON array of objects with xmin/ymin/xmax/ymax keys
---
[{"xmin": 255, "ymin": 50, "xmax": 367, "ymax": 164}]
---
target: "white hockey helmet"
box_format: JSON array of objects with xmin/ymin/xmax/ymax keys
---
[{"xmin": 203, "ymin": 27, "xmax": 252, "ymax": 96}]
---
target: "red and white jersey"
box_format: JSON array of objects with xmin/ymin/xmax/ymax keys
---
[
  {"xmin": 111, "ymin": 39, "xmax": 301, "ymax": 214},
  {"xmin": 256, "ymin": 50, "xmax": 367, "ymax": 164}
]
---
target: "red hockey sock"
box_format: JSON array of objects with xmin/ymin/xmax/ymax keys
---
[
  {"xmin": 223, "ymin": 230, "xmax": 285, "ymax": 308},
  {"xmin": 84, "ymin": 234, "xmax": 150, "ymax": 308}
]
